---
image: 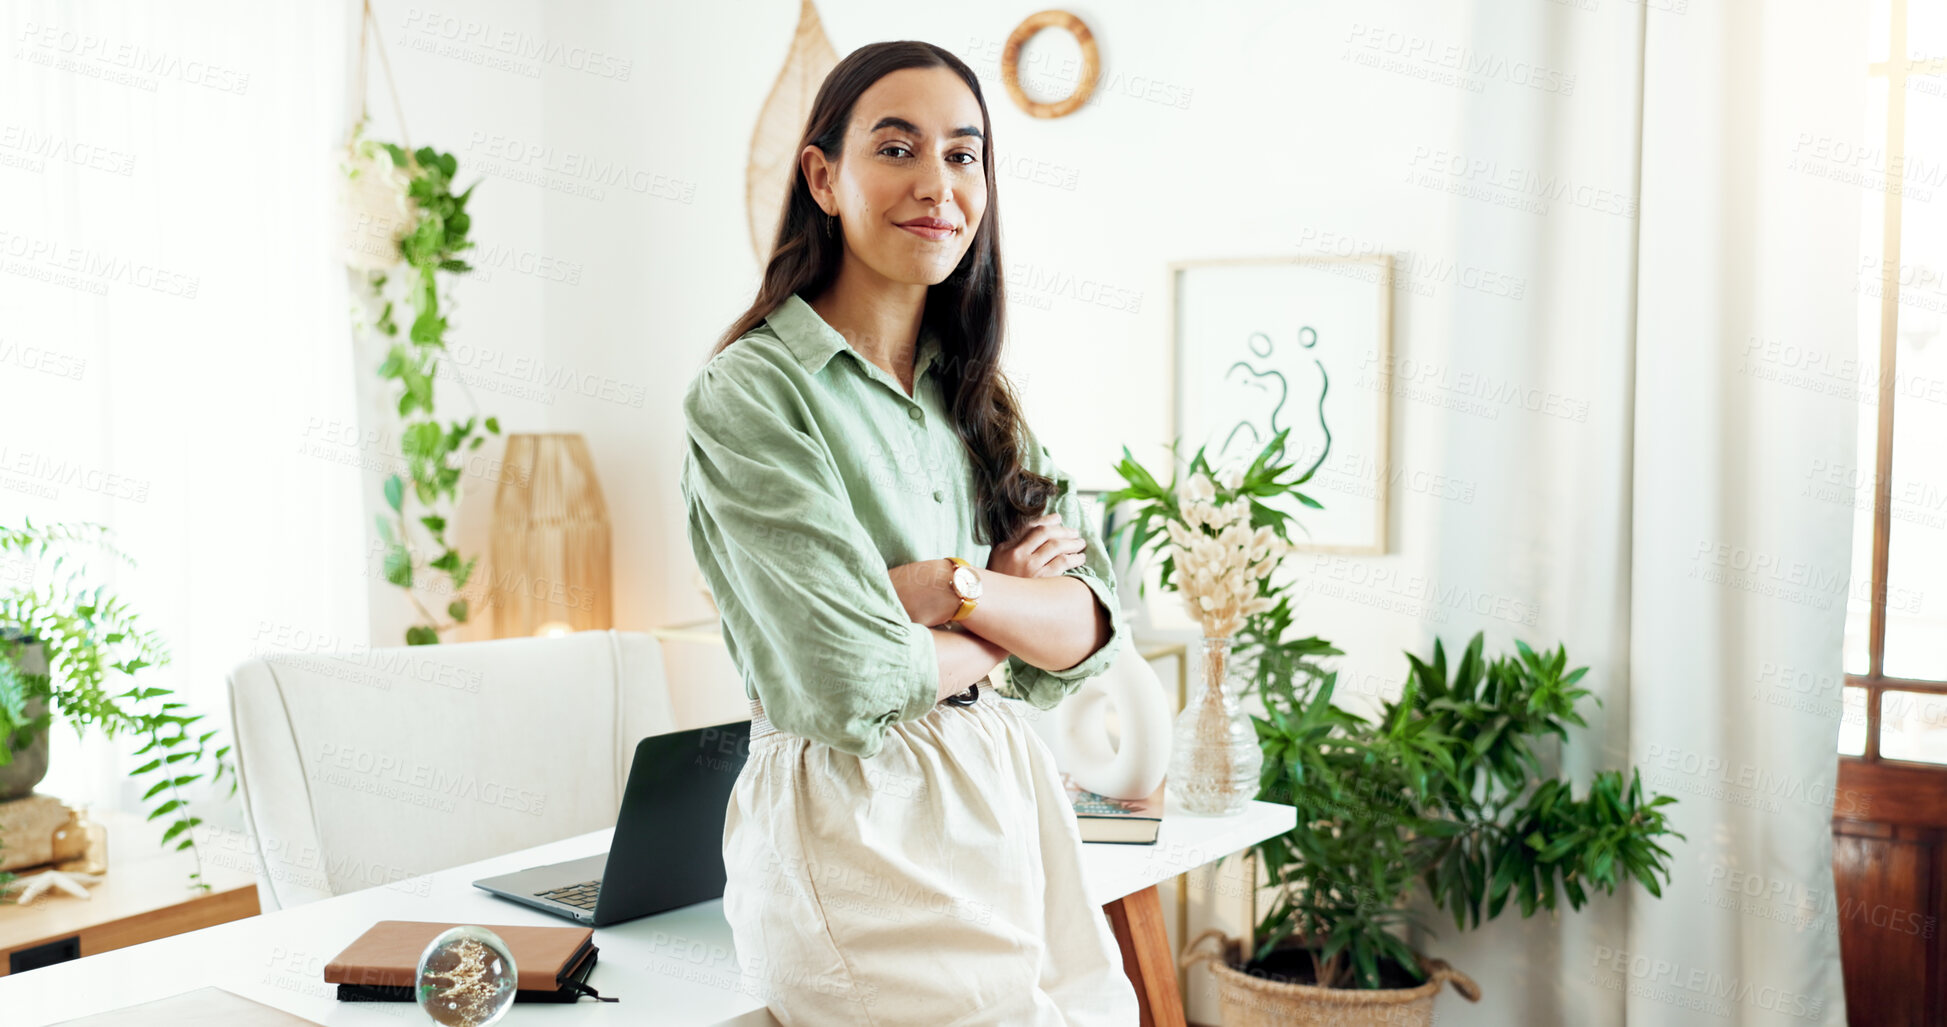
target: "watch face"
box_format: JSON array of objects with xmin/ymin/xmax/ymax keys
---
[{"xmin": 953, "ymin": 565, "xmax": 982, "ymax": 599}]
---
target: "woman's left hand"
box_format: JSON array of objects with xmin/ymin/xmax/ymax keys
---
[{"xmin": 988, "ymin": 513, "xmax": 1085, "ymax": 579}]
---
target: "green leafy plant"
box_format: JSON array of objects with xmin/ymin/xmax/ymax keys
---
[
  {"xmin": 0, "ymin": 519, "xmax": 238, "ymax": 893},
  {"xmin": 346, "ymin": 119, "xmax": 501, "ymax": 645},
  {"xmin": 1248, "ymin": 632, "xmax": 1684, "ymax": 989},
  {"xmin": 1100, "ymin": 412, "xmax": 1682, "ymax": 992}
]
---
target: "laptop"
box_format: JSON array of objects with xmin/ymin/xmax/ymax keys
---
[{"xmin": 473, "ymin": 718, "xmax": 752, "ymax": 926}]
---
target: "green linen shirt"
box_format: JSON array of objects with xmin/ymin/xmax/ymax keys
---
[{"xmin": 680, "ymin": 290, "xmax": 1128, "ymax": 759}]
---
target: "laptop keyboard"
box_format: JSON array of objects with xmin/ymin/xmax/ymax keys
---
[{"xmin": 536, "ymin": 879, "xmax": 601, "ymax": 910}]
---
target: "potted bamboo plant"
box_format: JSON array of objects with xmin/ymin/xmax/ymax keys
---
[
  {"xmin": 1105, "ymin": 432, "xmax": 1683, "ymax": 1024},
  {"xmin": 1176, "ymin": 628, "xmax": 1684, "ymax": 1024}
]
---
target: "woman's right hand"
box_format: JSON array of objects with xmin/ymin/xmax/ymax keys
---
[{"xmin": 987, "ymin": 512, "xmax": 1087, "ymax": 578}]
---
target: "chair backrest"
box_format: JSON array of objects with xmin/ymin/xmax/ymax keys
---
[{"xmin": 225, "ymin": 629, "xmax": 676, "ymax": 911}]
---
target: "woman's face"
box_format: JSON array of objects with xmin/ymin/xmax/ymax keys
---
[{"xmin": 805, "ymin": 66, "xmax": 988, "ymax": 286}]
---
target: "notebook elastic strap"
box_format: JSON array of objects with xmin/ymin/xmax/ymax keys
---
[{"xmin": 565, "ymin": 979, "xmax": 618, "ymax": 1002}]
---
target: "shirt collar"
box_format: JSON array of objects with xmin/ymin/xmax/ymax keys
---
[{"xmin": 766, "ymin": 291, "xmax": 941, "ymax": 382}]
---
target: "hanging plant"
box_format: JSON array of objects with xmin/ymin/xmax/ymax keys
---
[
  {"xmin": 343, "ymin": 117, "xmax": 500, "ymax": 646},
  {"xmin": 339, "ymin": 0, "xmax": 501, "ymax": 645}
]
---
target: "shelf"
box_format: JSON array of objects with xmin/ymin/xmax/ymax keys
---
[{"xmin": 0, "ymin": 806, "xmax": 260, "ymax": 975}]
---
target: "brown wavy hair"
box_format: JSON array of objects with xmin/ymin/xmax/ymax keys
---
[{"xmin": 707, "ymin": 40, "xmax": 1057, "ymax": 550}]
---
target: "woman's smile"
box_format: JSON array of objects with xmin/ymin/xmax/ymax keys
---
[{"xmin": 895, "ymin": 216, "xmax": 959, "ymax": 242}]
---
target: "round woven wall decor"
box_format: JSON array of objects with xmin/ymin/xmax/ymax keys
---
[{"xmin": 1000, "ymin": 10, "xmax": 1099, "ymax": 119}]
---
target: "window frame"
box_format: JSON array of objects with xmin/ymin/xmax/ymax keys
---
[{"xmin": 1847, "ymin": 0, "xmax": 1947, "ymax": 764}]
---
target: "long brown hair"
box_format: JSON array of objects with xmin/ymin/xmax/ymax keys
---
[{"xmin": 708, "ymin": 40, "xmax": 1056, "ymax": 550}]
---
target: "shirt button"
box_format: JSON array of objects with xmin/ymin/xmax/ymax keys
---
[
  {"xmin": 933, "ymin": 490, "xmax": 944, "ymax": 502},
  {"xmin": 907, "ymin": 407, "xmax": 922, "ymax": 421}
]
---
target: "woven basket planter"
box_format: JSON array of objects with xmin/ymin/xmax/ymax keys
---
[{"xmin": 1181, "ymin": 928, "xmax": 1481, "ymax": 1026}]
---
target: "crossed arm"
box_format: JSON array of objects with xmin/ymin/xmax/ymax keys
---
[
  {"xmin": 888, "ymin": 535, "xmax": 1113, "ymax": 704},
  {"xmin": 684, "ymin": 353, "xmax": 1127, "ymax": 756}
]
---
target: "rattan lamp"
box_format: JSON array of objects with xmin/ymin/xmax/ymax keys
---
[{"xmin": 489, "ymin": 433, "xmax": 612, "ymax": 638}]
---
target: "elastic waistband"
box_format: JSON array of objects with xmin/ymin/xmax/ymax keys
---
[
  {"xmin": 748, "ymin": 696, "xmax": 776, "ymax": 740},
  {"xmin": 746, "ymin": 685, "xmax": 1012, "ymax": 746}
]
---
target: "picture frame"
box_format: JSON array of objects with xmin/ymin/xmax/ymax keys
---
[{"xmin": 1167, "ymin": 256, "xmax": 1394, "ymax": 555}]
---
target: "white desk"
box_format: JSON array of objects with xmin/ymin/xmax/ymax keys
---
[{"xmin": 1, "ymin": 796, "xmax": 1293, "ymax": 1025}]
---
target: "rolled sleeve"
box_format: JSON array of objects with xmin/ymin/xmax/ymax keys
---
[
  {"xmin": 1001, "ymin": 439, "xmax": 1129, "ymax": 711},
  {"xmin": 681, "ymin": 357, "xmax": 939, "ymax": 758}
]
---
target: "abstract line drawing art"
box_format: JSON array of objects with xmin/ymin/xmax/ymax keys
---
[
  {"xmin": 1216, "ymin": 326, "xmax": 1329, "ymax": 469},
  {"xmin": 1169, "ymin": 257, "xmax": 1392, "ymax": 554}
]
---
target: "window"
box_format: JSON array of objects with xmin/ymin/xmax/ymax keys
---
[{"xmin": 1839, "ymin": 0, "xmax": 1947, "ymax": 764}]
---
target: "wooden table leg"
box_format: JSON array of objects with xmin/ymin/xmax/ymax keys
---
[{"xmin": 1104, "ymin": 884, "xmax": 1184, "ymax": 1027}]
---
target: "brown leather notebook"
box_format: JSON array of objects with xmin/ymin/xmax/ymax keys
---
[{"xmin": 323, "ymin": 920, "xmax": 612, "ymax": 1003}]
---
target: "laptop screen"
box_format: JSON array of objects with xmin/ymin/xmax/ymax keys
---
[{"xmin": 595, "ymin": 718, "xmax": 753, "ymax": 921}]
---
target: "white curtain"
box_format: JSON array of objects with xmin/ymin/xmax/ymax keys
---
[
  {"xmin": 0, "ymin": 3, "xmax": 368, "ymax": 827},
  {"xmin": 1414, "ymin": 2, "xmax": 1862, "ymax": 1024},
  {"xmin": 1624, "ymin": 0, "xmax": 1862, "ymax": 1022}
]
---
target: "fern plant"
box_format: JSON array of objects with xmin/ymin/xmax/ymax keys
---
[{"xmin": 0, "ymin": 519, "xmax": 236, "ymax": 893}]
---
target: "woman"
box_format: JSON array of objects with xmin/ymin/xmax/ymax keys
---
[{"xmin": 679, "ymin": 40, "xmax": 1142, "ymax": 1027}]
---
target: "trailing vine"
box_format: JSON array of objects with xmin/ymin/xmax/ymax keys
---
[{"xmin": 347, "ymin": 121, "xmax": 500, "ymax": 645}]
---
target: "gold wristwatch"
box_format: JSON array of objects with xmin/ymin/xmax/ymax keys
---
[{"xmin": 945, "ymin": 556, "xmax": 982, "ymax": 622}]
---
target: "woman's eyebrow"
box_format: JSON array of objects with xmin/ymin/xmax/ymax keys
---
[{"xmin": 869, "ymin": 115, "xmax": 984, "ymax": 142}]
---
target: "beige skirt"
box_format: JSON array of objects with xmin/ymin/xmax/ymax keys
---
[{"xmin": 723, "ymin": 689, "xmax": 1141, "ymax": 1026}]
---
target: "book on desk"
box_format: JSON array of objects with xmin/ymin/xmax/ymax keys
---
[{"xmin": 1061, "ymin": 771, "xmax": 1165, "ymax": 844}]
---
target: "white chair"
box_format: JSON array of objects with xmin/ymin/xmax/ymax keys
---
[{"xmin": 225, "ymin": 629, "xmax": 679, "ymax": 912}]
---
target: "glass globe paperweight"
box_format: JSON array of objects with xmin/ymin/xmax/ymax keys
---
[{"xmin": 415, "ymin": 925, "xmax": 518, "ymax": 1027}]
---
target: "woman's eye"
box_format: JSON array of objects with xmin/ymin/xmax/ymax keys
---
[{"xmin": 877, "ymin": 145, "xmax": 978, "ymax": 166}]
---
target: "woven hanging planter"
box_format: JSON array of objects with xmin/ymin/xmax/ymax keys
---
[{"xmin": 1180, "ymin": 928, "xmax": 1481, "ymax": 1027}]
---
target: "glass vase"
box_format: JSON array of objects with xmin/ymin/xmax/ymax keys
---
[{"xmin": 1168, "ymin": 634, "xmax": 1261, "ymax": 815}]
